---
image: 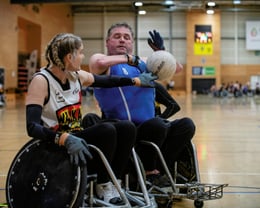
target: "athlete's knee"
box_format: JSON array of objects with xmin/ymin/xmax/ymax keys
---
[
  {"xmin": 100, "ymin": 122, "xmax": 116, "ymax": 131},
  {"xmin": 117, "ymin": 120, "xmax": 136, "ymax": 130},
  {"xmin": 97, "ymin": 122, "xmax": 117, "ymax": 140},
  {"xmin": 82, "ymin": 113, "xmax": 101, "ymax": 128},
  {"xmin": 181, "ymin": 117, "xmax": 196, "ymax": 137},
  {"xmin": 184, "ymin": 117, "xmax": 196, "ymax": 130},
  {"xmin": 115, "ymin": 120, "xmax": 137, "ymax": 144}
]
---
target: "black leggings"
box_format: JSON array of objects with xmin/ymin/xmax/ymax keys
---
[
  {"xmin": 136, "ymin": 117, "xmax": 196, "ymax": 172},
  {"xmin": 76, "ymin": 115, "xmax": 136, "ymax": 183}
]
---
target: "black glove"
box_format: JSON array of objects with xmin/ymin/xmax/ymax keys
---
[
  {"xmin": 148, "ymin": 30, "xmax": 165, "ymax": 51},
  {"xmin": 64, "ymin": 134, "xmax": 93, "ymax": 166},
  {"xmin": 126, "ymin": 54, "xmax": 140, "ymax": 66},
  {"xmin": 138, "ymin": 72, "xmax": 158, "ymax": 87}
]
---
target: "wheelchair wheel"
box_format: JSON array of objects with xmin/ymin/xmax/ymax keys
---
[
  {"xmin": 6, "ymin": 139, "xmax": 87, "ymax": 208},
  {"xmin": 174, "ymin": 142, "xmax": 197, "ymax": 184}
]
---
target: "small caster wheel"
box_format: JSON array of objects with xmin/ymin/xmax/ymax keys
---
[{"xmin": 194, "ymin": 200, "xmax": 204, "ymax": 208}]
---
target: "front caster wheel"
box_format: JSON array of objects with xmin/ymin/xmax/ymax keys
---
[{"xmin": 194, "ymin": 200, "xmax": 204, "ymax": 208}]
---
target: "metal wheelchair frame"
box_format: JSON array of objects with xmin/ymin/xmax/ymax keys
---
[
  {"xmin": 137, "ymin": 140, "xmax": 228, "ymax": 208},
  {"xmin": 5, "ymin": 138, "xmax": 227, "ymax": 208},
  {"xmin": 5, "ymin": 139, "xmax": 158, "ymax": 208}
]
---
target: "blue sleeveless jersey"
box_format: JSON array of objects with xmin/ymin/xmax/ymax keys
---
[{"xmin": 94, "ymin": 61, "xmax": 155, "ymax": 125}]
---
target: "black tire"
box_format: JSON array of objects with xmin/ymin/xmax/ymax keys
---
[
  {"xmin": 6, "ymin": 139, "xmax": 87, "ymax": 208},
  {"xmin": 174, "ymin": 142, "xmax": 197, "ymax": 184},
  {"xmin": 194, "ymin": 200, "xmax": 204, "ymax": 208}
]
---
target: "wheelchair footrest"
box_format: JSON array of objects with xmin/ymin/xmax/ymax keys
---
[{"xmin": 186, "ymin": 183, "xmax": 228, "ymax": 201}]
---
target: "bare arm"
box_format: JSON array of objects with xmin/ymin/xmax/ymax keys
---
[
  {"xmin": 25, "ymin": 74, "xmax": 58, "ymax": 141},
  {"xmin": 175, "ymin": 62, "xmax": 183, "ymax": 74},
  {"xmin": 89, "ymin": 53, "xmax": 128, "ymax": 75},
  {"xmin": 87, "ymin": 53, "xmax": 158, "ymax": 88},
  {"xmin": 78, "ymin": 70, "xmax": 96, "ymax": 86},
  {"xmin": 26, "ymin": 74, "xmax": 48, "ymax": 106}
]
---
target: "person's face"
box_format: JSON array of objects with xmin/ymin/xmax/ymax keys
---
[
  {"xmin": 106, "ymin": 26, "xmax": 134, "ymax": 55},
  {"xmin": 66, "ymin": 44, "xmax": 85, "ymax": 71}
]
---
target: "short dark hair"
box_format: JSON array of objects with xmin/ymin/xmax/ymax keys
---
[{"xmin": 107, "ymin": 22, "xmax": 134, "ymax": 39}]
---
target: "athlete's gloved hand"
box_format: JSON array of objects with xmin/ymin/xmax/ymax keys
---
[
  {"xmin": 147, "ymin": 30, "xmax": 165, "ymax": 51},
  {"xmin": 64, "ymin": 134, "xmax": 93, "ymax": 166},
  {"xmin": 138, "ymin": 72, "xmax": 158, "ymax": 87},
  {"xmin": 126, "ymin": 54, "xmax": 140, "ymax": 66}
]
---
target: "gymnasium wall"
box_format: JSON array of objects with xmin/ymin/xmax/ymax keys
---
[
  {"xmin": 221, "ymin": 12, "xmax": 260, "ymax": 88},
  {"xmin": 74, "ymin": 10, "xmax": 260, "ymax": 92},
  {"xmin": 0, "ymin": 0, "xmax": 73, "ymax": 89},
  {"xmin": 0, "ymin": 0, "xmax": 259, "ymax": 91}
]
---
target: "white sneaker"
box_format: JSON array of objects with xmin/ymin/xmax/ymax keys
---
[{"xmin": 96, "ymin": 181, "xmax": 122, "ymax": 204}]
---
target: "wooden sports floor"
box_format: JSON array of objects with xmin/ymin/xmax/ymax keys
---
[{"xmin": 1, "ymin": 93, "xmax": 260, "ymax": 207}]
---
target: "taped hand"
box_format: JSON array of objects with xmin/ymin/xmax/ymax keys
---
[
  {"xmin": 148, "ymin": 30, "xmax": 165, "ymax": 51},
  {"xmin": 138, "ymin": 72, "xmax": 158, "ymax": 87},
  {"xmin": 64, "ymin": 134, "xmax": 93, "ymax": 166},
  {"xmin": 126, "ymin": 54, "xmax": 140, "ymax": 66}
]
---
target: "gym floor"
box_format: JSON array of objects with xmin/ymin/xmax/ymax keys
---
[{"xmin": 1, "ymin": 93, "xmax": 260, "ymax": 208}]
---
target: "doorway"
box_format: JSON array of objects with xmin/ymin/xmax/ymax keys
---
[{"xmin": 17, "ymin": 17, "xmax": 41, "ymax": 92}]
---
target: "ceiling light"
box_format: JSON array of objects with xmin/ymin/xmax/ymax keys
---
[
  {"xmin": 138, "ymin": 10, "xmax": 146, "ymax": 15},
  {"xmin": 233, "ymin": 0, "xmax": 241, "ymax": 4},
  {"xmin": 164, "ymin": 0, "xmax": 174, "ymax": 5},
  {"xmin": 207, "ymin": 1, "xmax": 216, "ymax": 7},
  {"xmin": 206, "ymin": 9, "xmax": 214, "ymax": 14},
  {"xmin": 134, "ymin": 2, "xmax": 143, "ymax": 7}
]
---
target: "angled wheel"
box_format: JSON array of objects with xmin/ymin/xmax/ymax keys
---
[
  {"xmin": 174, "ymin": 142, "xmax": 197, "ymax": 184},
  {"xmin": 6, "ymin": 139, "xmax": 87, "ymax": 208}
]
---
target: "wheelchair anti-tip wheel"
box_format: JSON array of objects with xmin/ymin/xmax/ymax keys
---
[{"xmin": 6, "ymin": 138, "xmax": 87, "ymax": 208}]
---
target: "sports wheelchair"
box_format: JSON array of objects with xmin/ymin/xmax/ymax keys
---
[
  {"xmin": 5, "ymin": 138, "xmax": 227, "ymax": 208},
  {"xmin": 5, "ymin": 138, "xmax": 157, "ymax": 208}
]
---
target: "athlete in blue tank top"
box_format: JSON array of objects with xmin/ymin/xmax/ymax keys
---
[
  {"xmin": 88, "ymin": 24, "xmax": 195, "ymax": 186},
  {"xmin": 94, "ymin": 61, "xmax": 155, "ymax": 125}
]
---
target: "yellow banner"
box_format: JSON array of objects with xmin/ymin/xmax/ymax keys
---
[{"xmin": 194, "ymin": 43, "xmax": 213, "ymax": 55}]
